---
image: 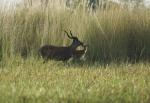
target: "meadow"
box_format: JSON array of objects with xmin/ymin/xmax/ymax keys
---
[
  {"xmin": 0, "ymin": 0, "xmax": 150, "ymax": 102},
  {"xmin": 0, "ymin": 58, "xmax": 150, "ymax": 103}
]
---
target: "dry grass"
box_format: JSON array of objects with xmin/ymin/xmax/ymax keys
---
[
  {"xmin": 0, "ymin": 0, "xmax": 150, "ymax": 62},
  {"xmin": 0, "ymin": 58, "xmax": 150, "ymax": 103},
  {"xmin": 0, "ymin": 1, "xmax": 150, "ymax": 102}
]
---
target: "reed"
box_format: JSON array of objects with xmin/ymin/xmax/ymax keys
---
[{"xmin": 0, "ymin": 0, "xmax": 150, "ymax": 62}]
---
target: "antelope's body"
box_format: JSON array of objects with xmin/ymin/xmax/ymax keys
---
[
  {"xmin": 39, "ymin": 45, "xmax": 73, "ymax": 61},
  {"xmin": 39, "ymin": 31, "xmax": 87, "ymax": 61}
]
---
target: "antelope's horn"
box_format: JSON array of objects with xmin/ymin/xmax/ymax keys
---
[
  {"xmin": 65, "ymin": 31, "xmax": 73, "ymax": 39},
  {"xmin": 69, "ymin": 30, "xmax": 75, "ymax": 38}
]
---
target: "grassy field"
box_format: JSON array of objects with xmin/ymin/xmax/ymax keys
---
[
  {"xmin": 0, "ymin": 0, "xmax": 150, "ymax": 103},
  {"xmin": 0, "ymin": 58, "xmax": 150, "ymax": 103}
]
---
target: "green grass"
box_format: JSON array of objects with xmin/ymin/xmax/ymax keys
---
[
  {"xmin": 0, "ymin": 1, "xmax": 150, "ymax": 103},
  {"xmin": 0, "ymin": 58, "xmax": 150, "ymax": 103}
]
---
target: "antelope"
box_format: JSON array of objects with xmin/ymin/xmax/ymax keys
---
[{"xmin": 39, "ymin": 31, "xmax": 87, "ymax": 61}]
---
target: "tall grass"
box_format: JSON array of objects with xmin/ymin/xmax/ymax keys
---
[{"xmin": 0, "ymin": 0, "xmax": 150, "ymax": 62}]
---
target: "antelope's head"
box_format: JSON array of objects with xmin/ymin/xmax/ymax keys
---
[{"xmin": 65, "ymin": 30, "xmax": 85, "ymax": 50}]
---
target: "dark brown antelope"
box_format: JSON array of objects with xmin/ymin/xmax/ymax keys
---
[{"xmin": 39, "ymin": 31, "xmax": 87, "ymax": 61}]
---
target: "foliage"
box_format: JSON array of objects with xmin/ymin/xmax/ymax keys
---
[
  {"xmin": 0, "ymin": 1, "xmax": 150, "ymax": 102},
  {"xmin": 0, "ymin": 0, "xmax": 150, "ymax": 62}
]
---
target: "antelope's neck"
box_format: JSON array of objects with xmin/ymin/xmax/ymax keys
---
[{"xmin": 70, "ymin": 43, "xmax": 78, "ymax": 50}]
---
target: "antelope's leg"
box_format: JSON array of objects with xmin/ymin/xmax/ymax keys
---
[{"xmin": 43, "ymin": 57, "xmax": 49, "ymax": 63}]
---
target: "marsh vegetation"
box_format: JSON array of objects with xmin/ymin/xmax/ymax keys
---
[{"xmin": 0, "ymin": 0, "xmax": 150, "ymax": 102}]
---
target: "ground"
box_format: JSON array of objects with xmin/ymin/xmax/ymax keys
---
[{"xmin": 0, "ymin": 58, "xmax": 150, "ymax": 103}]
